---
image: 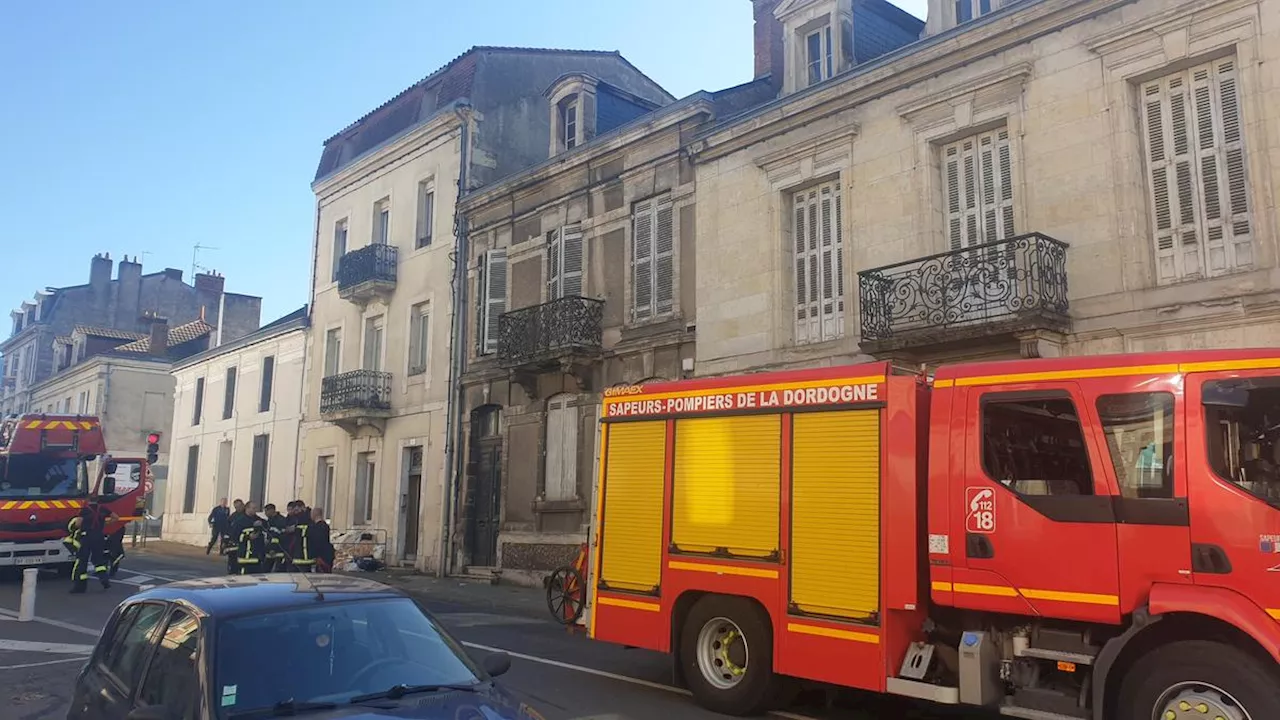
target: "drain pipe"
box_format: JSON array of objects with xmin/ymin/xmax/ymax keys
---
[{"xmin": 438, "ymin": 103, "xmax": 473, "ymax": 578}]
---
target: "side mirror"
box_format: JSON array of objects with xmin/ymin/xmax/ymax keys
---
[
  {"xmin": 481, "ymin": 651, "xmax": 512, "ymax": 678},
  {"xmin": 126, "ymin": 705, "xmax": 170, "ymax": 720},
  {"xmin": 101, "ymin": 477, "xmax": 117, "ymax": 497}
]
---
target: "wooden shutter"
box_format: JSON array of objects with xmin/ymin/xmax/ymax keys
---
[
  {"xmin": 543, "ymin": 394, "xmax": 578, "ymax": 501},
  {"xmin": 561, "ymin": 224, "xmax": 584, "ymax": 298},
  {"xmin": 182, "ymin": 444, "xmax": 199, "ymax": 513},
  {"xmin": 1142, "ymin": 59, "xmax": 1252, "ymax": 284},
  {"xmin": 249, "ymin": 434, "xmax": 269, "ymax": 507},
  {"xmin": 793, "ymin": 181, "xmax": 844, "ymax": 344},
  {"xmin": 631, "ymin": 200, "xmax": 653, "ymax": 320},
  {"xmin": 482, "ymin": 249, "xmax": 508, "ymax": 354},
  {"xmin": 943, "ymin": 129, "xmax": 1014, "ymax": 251},
  {"xmin": 546, "ymin": 228, "xmax": 562, "ymax": 299},
  {"xmin": 654, "ymin": 201, "xmax": 674, "ymax": 314},
  {"xmin": 259, "ymin": 356, "xmax": 274, "ymax": 413}
]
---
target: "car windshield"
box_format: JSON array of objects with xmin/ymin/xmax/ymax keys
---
[
  {"xmin": 0, "ymin": 455, "xmax": 86, "ymax": 498},
  {"xmin": 214, "ymin": 596, "xmax": 482, "ymax": 717}
]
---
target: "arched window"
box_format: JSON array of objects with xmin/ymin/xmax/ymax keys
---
[{"xmin": 544, "ymin": 393, "xmax": 578, "ymax": 502}]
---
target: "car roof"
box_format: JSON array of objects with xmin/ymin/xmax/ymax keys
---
[{"xmin": 125, "ymin": 573, "xmax": 409, "ymax": 617}]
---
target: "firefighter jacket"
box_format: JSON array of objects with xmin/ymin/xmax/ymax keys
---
[
  {"xmin": 264, "ymin": 514, "xmax": 288, "ymax": 560},
  {"xmin": 291, "ymin": 518, "xmax": 315, "ymax": 568},
  {"xmin": 236, "ymin": 523, "xmax": 267, "ymax": 571},
  {"xmin": 62, "ymin": 516, "xmax": 82, "ymax": 554}
]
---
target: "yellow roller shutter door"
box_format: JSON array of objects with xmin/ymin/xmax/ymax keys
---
[
  {"xmin": 673, "ymin": 415, "xmax": 781, "ymax": 559},
  {"xmin": 790, "ymin": 410, "xmax": 880, "ymax": 620},
  {"xmin": 599, "ymin": 421, "xmax": 666, "ymax": 594}
]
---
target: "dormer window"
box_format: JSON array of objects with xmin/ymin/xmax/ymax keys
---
[
  {"xmin": 561, "ymin": 98, "xmax": 578, "ymax": 150},
  {"xmin": 806, "ymin": 25, "xmax": 834, "ymax": 86},
  {"xmin": 955, "ymin": 0, "xmax": 991, "ymax": 24}
]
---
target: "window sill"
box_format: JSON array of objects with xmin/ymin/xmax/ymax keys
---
[{"xmin": 533, "ymin": 498, "xmax": 585, "ymax": 514}]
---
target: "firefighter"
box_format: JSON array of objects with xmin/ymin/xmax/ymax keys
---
[
  {"xmin": 235, "ymin": 516, "xmax": 267, "ymax": 575},
  {"xmin": 104, "ymin": 526, "xmax": 126, "ymax": 577},
  {"xmin": 262, "ymin": 503, "xmax": 288, "ymax": 572},
  {"xmin": 69, "ymin": 497, "xmax": 117, "ymax": 593},
  {"xmin": 225, "ymin": 500, "xmax": 256, "ymax": 574},
  {"xmin": 290, "ymin": 505, "xmax": 316, "ymax": 573},
  {"xmin": 309, "ymin": 506, "xmax": 335, "ymax": 574}
]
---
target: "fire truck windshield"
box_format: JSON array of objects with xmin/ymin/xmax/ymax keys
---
[{"xmin": 0, "ymin": 455, "xmax": 88, "ymax": 498}]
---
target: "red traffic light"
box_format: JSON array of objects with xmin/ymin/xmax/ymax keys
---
[{"xmin": 147, "ymin": 433, "xmax": 160, "ymax": 444}]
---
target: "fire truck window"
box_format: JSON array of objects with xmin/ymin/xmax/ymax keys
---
[
  {"xmin": 1203, "ymin": 377, "xmax": 1280, "ymax": 508},
  {"xmin": 1096, "ymin": 393, "xmax": 1175, "ymax": 499},
  {"xmin": 0, "ymin": 456, "xmax": 86, "ymax": 498},
  {"xmin": 981, "ymin": 397, "xmax": 1093, "ymax": 496}
]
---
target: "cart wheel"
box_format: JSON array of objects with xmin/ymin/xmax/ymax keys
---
[{"xmin": 546, "ymin": 565, "xmax": 586, "ymax": 625}]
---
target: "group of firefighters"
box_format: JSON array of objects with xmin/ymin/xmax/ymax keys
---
[{"xmin": 206, "ymin": 497, "xmax": 335, "ymax": 575}]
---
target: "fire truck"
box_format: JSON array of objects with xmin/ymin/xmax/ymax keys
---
[
  {"xmin": 0, "ymin": 414, "xmax": 147, "ymax": 572},
  {"xmin": 588, "ymin": 349, "xmax": 1280, "ymax": 720}
]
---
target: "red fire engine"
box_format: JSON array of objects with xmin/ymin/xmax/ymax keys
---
[
  {"xmin": 588, "ymin": 349, "xmax": 1280, "ymax": 720},
  {"xmin": 0, "ymin": 414, "xmax": 146, "ymax": 572}
]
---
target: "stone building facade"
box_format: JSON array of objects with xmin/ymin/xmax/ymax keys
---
[
  {"xmin": 692, "ymin": 0, "xmax": 1280, "ymax": 374},
  {"xmin": 456, "ymin": 79, "xmax": 777, "ymax": 582},
  {"xmin": 297, "ymin": 46, "xmax": 671, "ymax": 575},
  {"xmin": 1, "ymin": 254, "xmax": 260, "ymax": 416},
  {"xmin": 162, "ymin": 307, "xmax": 309, "ymax": 546}
]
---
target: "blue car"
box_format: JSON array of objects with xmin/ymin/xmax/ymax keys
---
[{"xmin": 66, "ymin": 574, "xmax": 547, "ymax": 720}]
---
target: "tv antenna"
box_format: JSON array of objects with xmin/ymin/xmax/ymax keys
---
[{"xmin": 192, "ymin": 243, "xmax": 219, "ymax": 278}]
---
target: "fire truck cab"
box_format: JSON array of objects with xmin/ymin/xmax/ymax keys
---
[{"xmin": 588, "ymin": 349, "xmax": 1280, "ymax": 720}]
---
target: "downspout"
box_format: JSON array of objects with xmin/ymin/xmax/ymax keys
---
[
  {"xmin": 299, "ymin": 185, "xmax": 323, "ymax": 507},
  {"xmin": 439, "ymin": 103, "xmax": 473, "ymax": 578}
]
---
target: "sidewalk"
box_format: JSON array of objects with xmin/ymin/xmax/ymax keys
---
[{"xmin": 134, "ymin": 540, "xmax": 553, "ymax": 623}]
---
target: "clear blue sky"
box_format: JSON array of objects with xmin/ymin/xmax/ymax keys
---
[{"xmin": 1, "ymin": 0, "xmax": 925, "ymax": 325}]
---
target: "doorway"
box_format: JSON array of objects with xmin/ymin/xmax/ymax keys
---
[
  {"xmin": 467, "ymin": 406, "xmax": 503, "ymax": 568},
  {"xmin": 400, "ymin": 446, "xmax": 423, "ymax": 563}
]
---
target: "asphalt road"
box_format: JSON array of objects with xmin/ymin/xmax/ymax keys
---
[{"xmin": 0, "ymin": 548, "xmax": 988, "ymax": 720}]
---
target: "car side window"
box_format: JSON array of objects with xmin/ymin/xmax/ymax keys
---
[
  {"xmin": 137, "ymin": 608, "xmax": 201, "ymax": 719},
  {"xmin": 102, "ymin": 602, "xmax": 166, "ymax": 690},
  {"xmin": 981, "ymin": 394, "xmax": 1094, "ymax": 496}
]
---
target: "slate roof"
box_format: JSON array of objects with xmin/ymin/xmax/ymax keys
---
[{"xmin": 114, "ymin": 320, "xmax": 215, "ymax": 354}]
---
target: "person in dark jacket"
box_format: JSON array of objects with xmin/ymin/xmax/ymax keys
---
[
  {"xmin": 206, "ymin": 497, "xmax": 230, "ymax": 554},
  {"xmin": 69, "ymin": 497, "xmax": 118, "ymax": 593},
  {"xmin": 262, "ymin": 504, "xmax": 288, "ymax": 572},
  {"xmin": 233, "ymin": 501, "xmax": 266, "ymax": 575},
  {"xmin": 309, "ymin": 507, "xmax": 335, "ymax": 573},
  {"xmin": 226, "ymin": 500, "xmax": 256, "ymax": 574}
]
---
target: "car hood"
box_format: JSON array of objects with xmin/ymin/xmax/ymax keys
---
[{"xmin": 267, "ymin": 686, "xmax": 547, "ymax": 720}]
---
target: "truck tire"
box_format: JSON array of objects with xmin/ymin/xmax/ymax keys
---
[
  {"xmin": 679, "ymin": 595, "xmax": 782, "ymax": 716},
  {"xmin": 1116, "ymin": 640, "xmax": 1280, "ymax": 720}
]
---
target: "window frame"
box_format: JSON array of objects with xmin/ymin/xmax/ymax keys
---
[
  {"xmin": 630, "ymin": 195, "xmax": 675, "ymax": 323},
  {"xmin": 222, "ymin": 366, "xmax": 237, "ymax": 420},
  {"xmin": 791, "ymin": 179, "xmax": 846, "ymax": 346},
  {"xmin": 416, "ymin": 182, "xmax": 434, "ymax": 249},
  {"xmin": 332, "ymin": 218, "xmax": 349, "ymax": 282},
  {"xmin": 373, "ymin": 199, "xmax": 391, "ymax": 245},
  {"xmin": 1095, "ymin": 391, "xmax": 1177, "ymax": 501},
  {"xmin": 407, "ymin": 302, "xmax": 429, "ymax": 376},
  {"xmin": 258, "ymin": 356, "xmax": 274, "ymax": 414},
  {"xmin": 804, "ymin": 25, "xmax": 834, "ymax": 87},
  {"xmin": 97, "ymin": 600, "xmax": 169, "ymax": 699},
  {"xmin": 1199, "ymin": 373, "xmax": 1280, "ymax": 510},
  {"xmin": 135, "ymin": 605, "xmax": 203, "ymax": 718}
]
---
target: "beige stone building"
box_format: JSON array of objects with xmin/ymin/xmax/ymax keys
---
[
  {"xmin": 457, "ymin": 78, "xmax": 777, "ymax": 582},
  {"xmin": 693, "ymin": 0, "xmax": 1280, "ymax": 373},
  {"xmin": 162, "ymin": 307, "xmax": 308, "ymax": 546},
  {"xmin": 298, "ymin": 47, "xmax": 671, "ymax": 575}
]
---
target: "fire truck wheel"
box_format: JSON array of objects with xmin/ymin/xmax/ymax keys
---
[
  {"xmin": 1117, "ymin": 640, "xmax": 1280, "ymax": 720},
  {"xmin": 680, "ymin": 595, "xmax": 781, "ymax": 716}
]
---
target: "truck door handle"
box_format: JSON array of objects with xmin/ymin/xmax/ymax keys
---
[
  {"xmin": 966, "ymin": 533, "xmax": 994, "ymax": 559},
  {"xmin": 1191, "ymin": 544, "xmax": 1233, "ymax": 574}
]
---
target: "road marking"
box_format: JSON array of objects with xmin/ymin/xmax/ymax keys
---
[
  {"xmin": 0, "ymin": 607, "xmax": 101, "ymax": 637},
  {"xmin": 459, "ymin": 641, "xmax": 819, "ymax": 720},
  {"xmin": 0, "ymin": 656, "xmax": 88, "ymax": 670},
  {"xmin": 434, "ymin": 612, "xmax": 543, "ymax": 628},
  {"xmin": 0, "ymin": 639, "xmax": 95, "ymax": 654}
]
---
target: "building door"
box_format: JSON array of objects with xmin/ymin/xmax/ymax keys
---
[
  {"xmin": 400, "ymin": 447, "xmax": 423, "ymax": 563},
  {"xmin": 467, "ymin": 406, "xmax": 502, "ymax": 568}
]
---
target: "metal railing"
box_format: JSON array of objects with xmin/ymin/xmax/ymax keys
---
[
  {"xmin": 320, "ymin": 369, "xmax": 392, "ymax": 414},
  {"xmin": 498, "ymin": 296, "xmax": 605, "ymax": 368},
  {"xmin": 337, "ymin": 243, "xmax": 397, "ymax": 293},
  {"xmin": 857, "ymin": 232, "xmax": 1069, "ymax": 345}
]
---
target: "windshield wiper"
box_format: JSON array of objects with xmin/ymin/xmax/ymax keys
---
[
  {"xmin": 350, "ymin": 682, "xmax": 484, "ymax": 703},
  {"xmin": 227, "ymin": 699, "xmax": 338, "ymax": 717}
]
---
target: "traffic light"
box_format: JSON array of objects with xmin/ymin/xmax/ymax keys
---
[{"xmin": 146, "ymin": 432, "xmax": 161, "ymax": 464}]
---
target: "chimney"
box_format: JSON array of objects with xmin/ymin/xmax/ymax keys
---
[
  {"xmin": 116, "ymin": 256, "xmax": 143, "ymax": 327},
  {"xmin": 194, "ymin": 270, "xmax": 225, "ymax": 298},
  {"xmin": 148, "ymin": 318, "xmax": 169, "ymax": 357},
  {"xmin": 753, "ymin": 0, "xmax": 785, "ymax": 94},
  {"xmin": 90, "ymin": 253, "xmax": 113, "ymax": 289},
  {"xmin": 162, "ymin": 268, "xmax": 183, "ymax": 282}
]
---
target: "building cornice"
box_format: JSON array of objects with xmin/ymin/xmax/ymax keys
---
[
  {"xmin": 689, "ymin": 0, "xmax": 1134, "ymax": 164},
  {"xmin": 1084, "ymin": 0, "xmax": 1256, "ymax": 56},
  {"xmin": 311, "ymin": 102, "xmax": 471, "ymax": 200},
  {"xmin": 172, "ymin": 319, "xmax": 308, "ymax": 372}
]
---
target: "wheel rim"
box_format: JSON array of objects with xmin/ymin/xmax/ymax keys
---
[
  {"xmin": 1153, "ymin": 682, "xmax": 1251, "ymax": 720},
  {"xmin": 695, "ymin": 616, "xmax": 748, "ymax": 690}
]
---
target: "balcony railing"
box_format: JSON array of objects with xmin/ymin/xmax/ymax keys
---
[
  {"xmin": 337, "ymin": 243, "xmax": 397, "ymax": 303},
  {"xmin": 320, "ymin": 369, "xmax": 392, "ymax": 415},
  {"xmin": 498, "ymin": 296, "xmax": 605, "ymax": 368},
  {"xmin": 857, "ymin": 232, "xmax": 1069, "ymax": 350}
]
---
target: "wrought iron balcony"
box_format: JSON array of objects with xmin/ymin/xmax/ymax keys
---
[
  {"xmin": 337, "ymin": 243, "xmax": 397, "ymax": 305},
  {"xmin": 857, "ymin": 232, "xmax": 1070, "ymax": 353},
  {"xmin": 498, "ymin": 296, "xmax": 605, "ymax": 370},
  {"xmin": 320, "ymin": 369, "xmax": 393, "ymax": 434}
]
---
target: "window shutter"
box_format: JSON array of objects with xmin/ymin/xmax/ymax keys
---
[
  {"xmin": 654, "ymin": 202, "xmax": 674, "ymax": 314},
  {"xmin": 793, "ymin": 180, "xmax": 845, "ymax": 345},
  {"xmin": 632, "ymin": 201, "xmax": 653, "ymax": 320},
  {"xmin": 561, "ymin": 224, "xmax": 584, "ymax": 298},
  {"xmin": 483, "ymin": 248, "xmax": 508, "ymax": 354},
  {"xmin": 546, "ymin": 228, "xmax": 562, "ymax": 299}
]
